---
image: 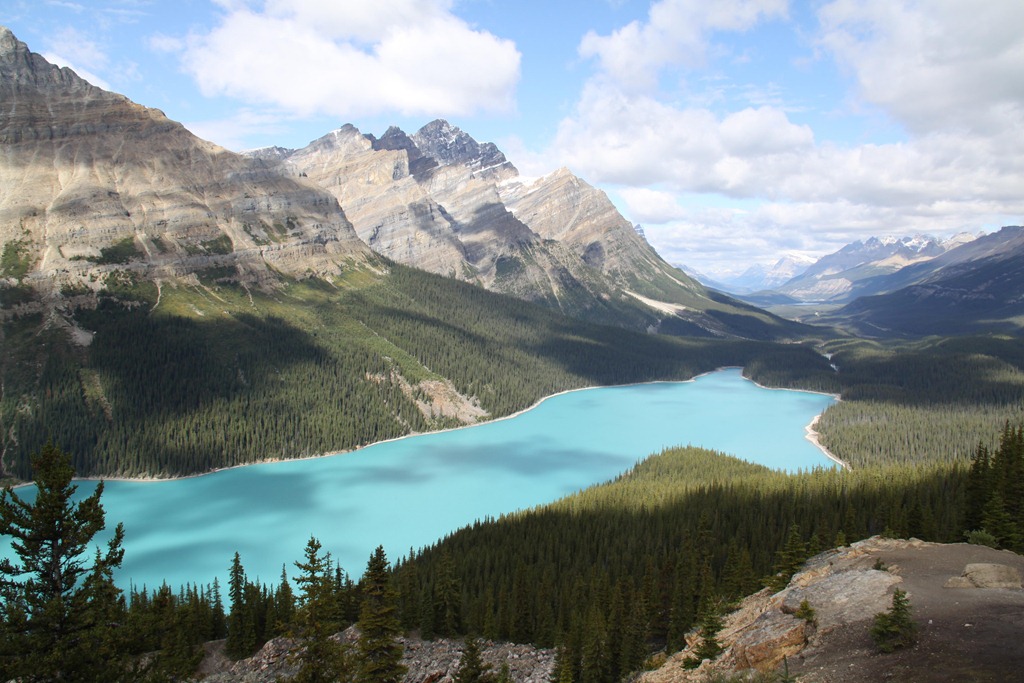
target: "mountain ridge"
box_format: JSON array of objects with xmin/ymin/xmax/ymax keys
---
[
  {"xmin": 771, "ymin": 233, "xmax": 977, "ymax": 303},
  {"xmin": 824, "ymin": 225, "xmax": 1024, "ymax": 336},
  {"xmin": 252, "ymin": 118, "xmax": 806, "ymax": 339}
]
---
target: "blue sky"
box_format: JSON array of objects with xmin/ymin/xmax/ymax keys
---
[{"xmin": 3, "ymin": 0, "xmax": 1023, "ymax": 277}]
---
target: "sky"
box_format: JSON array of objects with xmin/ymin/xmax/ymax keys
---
[{"xmin": 3, "ymin": 0, "xmax": 1023, "ymax": 278}]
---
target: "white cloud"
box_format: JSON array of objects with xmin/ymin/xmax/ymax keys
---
[
  {"xmin": 183, "ymin": 108, "xmax": 296, "ymax": 152},
  {"xmin": 643, "ymin": 195, "xmax": 1024, "ymax": 277},
  {"xmin": 578, "ymin": 0, "xmax": 787, "ymax": 91},
  {"xmin": 551, "ymin": 83, "xmax": 816, "ymax": 197},
  {"xmin": 175, "ymin": 1, "xmax": 520, "ymax": 120},
  {"xmin": 550, "ymin": 0, "xmax": 1024, "ymax": 276},
  {"xmin": 817, "ymin": 0, "xmax": 1024, "ymax": 135},
  {"xmin": 617, "ymin": 188, "xmax": 690, "ymax": 224}
]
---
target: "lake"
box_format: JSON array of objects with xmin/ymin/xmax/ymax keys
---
[{"xmin": 7, "ymin": 368, "xmax": 836, "ymax": 592}]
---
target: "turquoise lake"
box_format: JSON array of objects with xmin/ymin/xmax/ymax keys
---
[{"xmin": 9, "ymin": 368, "xmax": 836, "ymax": 591}]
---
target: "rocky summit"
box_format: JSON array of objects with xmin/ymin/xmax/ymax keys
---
[{"xmin": 255, "ymin": 117, "xmax": 806, "ymax": 338}]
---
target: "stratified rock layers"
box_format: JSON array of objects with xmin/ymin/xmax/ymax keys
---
[{"xmin": 0, "ymin": 26, "xmax": 372, "ymax": 296}]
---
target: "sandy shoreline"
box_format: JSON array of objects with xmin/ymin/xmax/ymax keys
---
[{"xmin": 15, "ymin": 366, "xmax": 844, "ymax": 487}]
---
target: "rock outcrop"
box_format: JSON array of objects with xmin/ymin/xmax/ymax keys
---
[
  {"xmin": 640, "ymin": 536, "xmax": 1024, "ymax": 682},
  {"xmin": 944, "ymin": 562, "xmax": 1022, "ymax": 589}
]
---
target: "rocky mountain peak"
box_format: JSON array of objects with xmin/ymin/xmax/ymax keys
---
[
  {"xmin": 365, "ymin": 125, "xmax": 437, "ymax": 175},
  {"xmin": 411, "ymin": 119, "xmax": 516, "ymax": 176},
  {"xmin": 0, "ymin": 25, "xmax": 17, "ymax": 53},
  {"xmin": 1, "ymin": 24, "xmax": 106, "ymax": 99}
]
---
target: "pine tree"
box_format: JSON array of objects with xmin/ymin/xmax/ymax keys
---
[
  {"xmin": 965, "ymin": 445, "xmax": 992, "ymax": 531},
  {"xmin": 981, "ymin": 492, "xmax": 1020, "ymax": 550},
  {"xmin": 0, "ymin": 442, "xmax": 128, "ymax": 682},
  {"xmin": 357, "ymin": 546, "xmax": 406, "ymax": 683},
  {"xmin": 683, "ymin": 602, "xmax": 724, "ymax": 669},
  {"xmin": 766, "ymin": 524, "xmax": 807, "ymax": 592},
  {"xmin": 870, "ymin": 588, "xmax": 917, "ymax": 653},
  {"xmin": 578, "ymin": 603, "xmax": 609, "ymax": 683},
  {"xmin": 274, "ymin": 564, "xmax": 296, "ymax": 636},
  {"xmin": 435, "ymin": 551, "xmax": 462, "ymax": 637},
  {"xmin": 290, "ymin": 537, "xmax": 349, "ymax": 683},
  {"xmin": 453, "ymin": 635, "xmax": 492, "ymax": 683},
  {"xmin": 225, "ymin": 551, "xmax": 251, "ymax": 659}
]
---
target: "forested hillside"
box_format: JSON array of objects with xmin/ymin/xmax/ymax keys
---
[
  {"xmin": 0, "ymin": 264, "xmax": 836, "ymax": 481},
  {"xmin": 817, "ymin": 336, "xmax": 1024, "ymax": 467}
]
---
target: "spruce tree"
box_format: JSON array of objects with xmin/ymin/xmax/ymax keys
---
[
  {"xmin": 434, "ymin": 551, "xmax": 462, "ymax": 637},
  {"xmin": 0, "ymin": 442, "xmax": 128, "ymax": 682},
  {"xmin": 225, "ymin": 551, "xmax": 250, "ymax": 659},
  {"xmin": 684, "ymin": 600, "xmax": 725, "ymax": 669},
  {"xmin": 290, "ymin": 537, "xmax": 349, "ymax": 683},
  {"xmin": 357, "ymin": 546, "xmax": 406, "ymax": 683},
  {"xmin": 453, "ymin": 635, "xmax": 492, "ymax": 683},
  {"xmin": 870, "ymin": 588, "xmax": 916, "ymax": 653}
]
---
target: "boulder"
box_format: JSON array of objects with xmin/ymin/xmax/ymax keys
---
[
  {"xmin": 723, "ymin": 610, "xmax": 807, "ymax": 671},
  {"xmin": 944, "ymin": 563, "xmax": 1022, "ymax": 589}
]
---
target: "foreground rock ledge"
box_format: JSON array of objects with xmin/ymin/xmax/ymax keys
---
[{"xmin": 639, "ymin": 536, "xmax": 1024, "ymax": 683}]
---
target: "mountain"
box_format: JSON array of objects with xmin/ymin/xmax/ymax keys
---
[
  {"xmin": 774, "ymin": 234, "xmax": 976, "ymax": 303},
  {"xmin": 713, "ymin": 254, "xmax": 815, "ymax": 295},
  {"xmin": 253, "ymin": 120, "xmax": 806, "ymax": 340},
  {"xmin": 0, "ymin": 26, "xmax": 824, "ymax": 479},
  {"xmin": 0, "ymin": 25, "xmax": 374, "ymax": 307},
  {"xmin": 823, "ymin": 225, "xmax": 1024, "ymax": 336}
]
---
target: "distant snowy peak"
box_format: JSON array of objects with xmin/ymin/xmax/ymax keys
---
[
  {"xmin": 718, "ymin": 254, "xmax": 815, "ymax": 293},
  {"xmin": 776, "ymin": 231, "xmax": 985, "ymax": 302},
  {"xmin": 855, "ymin": 233, "xmax": 977, "ymax": 256}
]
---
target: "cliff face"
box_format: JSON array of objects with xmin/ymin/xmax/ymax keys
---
[
  {"xmin": 0, "ymin": 26, "xmax": 373, "ymax": 302},
  {"xmin": 275, "ymin": 121, "xmax": 628, "ymax": 314},
  {"xmin": 1, "ymin": 24, "xmax": 803, "ymax": 340}
]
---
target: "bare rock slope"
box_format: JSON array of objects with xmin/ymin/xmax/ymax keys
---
[
  {"xmin": 196, "ymin": 627, "xmax": 554, "ymax": 683},
  {"xmin": 260, "ymin": 120, "xmax": 798, "ymax": 338},
  {"xmin": 0, "ymin": 25, "xmax": 373, "ymax": 305}
]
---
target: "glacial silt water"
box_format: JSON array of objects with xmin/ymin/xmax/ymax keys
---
[{"xmin": 7, "ymin": 368, "xmax": 835, "ymax": 590}]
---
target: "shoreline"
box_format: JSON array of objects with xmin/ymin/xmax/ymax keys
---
[
  {"xmin": 804, "ymin": 413, "xmax": 850, "ymax": 470},
  {"xmin": 20, "ymin": 366, "xmax": 843, "ymax": 487},
  {"xmin": 727, "ymin": 366, "xmax": 847, "ymax": 470}
]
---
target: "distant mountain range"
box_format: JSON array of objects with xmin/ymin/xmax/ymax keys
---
[
  {"xmin": 823, "ymin": 225, "xmax": 1024, "ymax": 336},
  {"xmin": 684, "ymin": 228, "xmax": 1024, "ymax": 336},
  {"xmin": 769, "ymin": 233, "xmax": 979, "ymax": 303},
  {"xmin": 687, "ymin": 255, "xmax": 815, "ymax": 295}
]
